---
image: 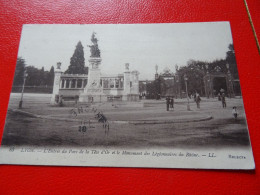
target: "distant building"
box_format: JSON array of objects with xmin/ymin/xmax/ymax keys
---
[{"xmin": 139, "ymin": 65, "xmax": 181, "ymax": 99}]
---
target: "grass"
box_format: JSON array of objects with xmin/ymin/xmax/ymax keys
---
[
  {"xmin": 1, "ymin": 93, "xmax": 251, "ymax": 149},
  {"xmin": 1, "ymin": 110, "xmax": 250, "ymax": 149}
]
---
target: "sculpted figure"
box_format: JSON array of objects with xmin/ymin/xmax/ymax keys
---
[{"xmin": 88, "ymin": 32, "xmax": 100, "ymax": 58}]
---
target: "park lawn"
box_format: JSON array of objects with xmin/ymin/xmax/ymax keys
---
[
  {"xmin": 1, "ymin": 110, "xmax": 250, "ymax": 149},
  {"xmin": 1, "ymin": 93, "xmax": 250, "ymax": 149}
]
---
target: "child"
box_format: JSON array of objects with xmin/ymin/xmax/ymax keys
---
[
  {"xmin": 195, "ymin": 93, "xmax": 201, "ymax": 109},
  {"xmin": 232, "ymin": 106, "xmax": 238, "ymax": 120}
]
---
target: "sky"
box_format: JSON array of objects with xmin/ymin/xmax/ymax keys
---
[{"xmin": 18, "ymin": 22, "xmax": 234, "ymax": 80}]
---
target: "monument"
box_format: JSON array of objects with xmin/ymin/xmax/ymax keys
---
[
  {"xmin": 50, "ymin": 62, "xmax": 62, "ymax": 104},
  {"xmin": 50, "ymin": 32, "xmax": 140, "ymax": 105},
  {"xmin": 79, "ymin": 33, "xmax": 106, "ymax": 102}
]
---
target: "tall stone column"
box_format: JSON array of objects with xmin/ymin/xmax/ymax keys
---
[
  {"xmin": 79, "ymin": 32, "xmax": 107, "ymax": 102},
  {"xmin": 59, "ymin": 79, "xmax": 63, "ymax": 88},
  {"xmin": 81, "ymin": 79, "xmax": 84, "ymax": 88},
  {"xmin": 50, "ymin": 62, "xmax": 63, "ymax": 105},
  {"xmin": 101, "ymin": 79, "xmax": 103, "ymax": 88},
  {"xmin": 69, "ymin": 79, "xmax": 72, "ymax": 88},
  {"xmin": 203, "ymin": 64, "xmax": 213, "ymax": 98},
  {"xmin": 79, "ymin": 57, "xmax": 104, "ymax": 102},
  {"xmin": 131, "ymin": 70, "xmax": 139, "ymax": 94},
  {"xmin": 64, "ymin": 80, "xmax": 67, "ymax": 88},
  {"xmin": 226, "ymin": 63, "xmax": 235, "ymax": 98},
  {"xmin": 175, "ymin": 65, "xmax": 181, "ymax": 98},
  {"xmin": 114, "ymin": 78, "xmax": 116, "ymax": 88},
  {"xmin": 123, "ymin": 63, "xmax": 131, "ymax": 101}
]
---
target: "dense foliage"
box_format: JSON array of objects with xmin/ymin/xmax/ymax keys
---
[
  {"xmin": 13, "ymin": 57, "xmax": 26, "ymax": 86},
  {"xmin": 13, "ymin": 58, "xmax": 55, "ymax": 87},
  {"xmin": 65, "ymin": 41, "xmax": 88, "ymax": 74},
  {"xmin": 145, "ymin": 44, "xmax": 239, "ymax": 98}
]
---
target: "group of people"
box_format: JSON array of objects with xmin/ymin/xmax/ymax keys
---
[
  {"xmin": 164, "ymin": 91, "xmax": 238, "ymax": 120},
  {"xmin": 139, "ymin": 93, "xmax": 146, "ymax": 100},
  {"xmin": 218, "ymin": 91, "xmax": 238, "ymax": 119},
  {"xmin": 166, "ymin": 96, "xmax": 174, "ymax": 111}
]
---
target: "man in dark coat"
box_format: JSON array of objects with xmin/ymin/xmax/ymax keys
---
[
  {"xmin": 170, "ymin": 97, "xmax": 174, "ymax": 110},
  {"xmin": 222, "ymin": 93, "xmax": 226, "ymax": 108},
  {"xmin": 166, "ymin": 97, "xmax": 170, "ymax": 111},
  {"xmin": 195, "ymin": 93, "xmax": 201, "ymax": 109}
]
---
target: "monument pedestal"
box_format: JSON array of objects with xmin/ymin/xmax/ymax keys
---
[
  {"xmin": 79, "ymin": 94, "xmax": 107, "ymax": 103},
  {"xmin": 79, "ymin": 57, "xmax": 106, "ymax": 103},
  {"xmin": 50, "ymin": 62, "xmax": 62, "ymax": 105}
]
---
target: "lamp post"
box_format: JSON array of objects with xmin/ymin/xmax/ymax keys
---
[
  {"xmin": 175, "ymin": 65, "xmax": 180, "ymax": 98},
  {"xmin": 19, "ymin": 70, "xmax": 28, "ymax": 109},
  {"xmin": 226, "ymin": 63, "xmax": 233, "ymax": 98},
  {"xmin": 157, "ymin": 76, "xmax": 161, "ymax": 100},
  {"xmin": 207, "ymin": 78, "xmax": 210, "ymax": 98},
  {"xmin": 228, "ymin": 79, "xmax": 232, "ymax": 98},
  {"xmin": 176, "ymin": 76, "xmax": 179, "ymax": 98},
  {"xmin": 184, "ymin": 74, "xmax": 190, "ymax": 111}
]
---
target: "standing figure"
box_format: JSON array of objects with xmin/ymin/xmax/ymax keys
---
[
  {"xmin": 95, "ymin": 112, "xmax": 109, "ymax": 134},
  {"xmin": 166, "ymin": 97, "xmax": 170, "ymax": 111},
  {"xmin": 232, "ymin": 106, "xmax": 238, "ymax": 120},
  {"xmin": 195, "ymin": 93, "xmax": 201, "ymax": 109},
  {"xmin": 218, "ymin": 93, "xmax": 221, "ymax": 101},
  {"xmin": 88, "ymin": 32, "xmax": 101, "ymax": 58},
  {"xmin": 58, "ymin": 95, "xmax": 63, "ymax": 107},
  {"xmin": 222, "ymin": 93, "xmax": 226, "ymax": 108},
  {"xmin": 169, "ymin": 97, "xmax": 173, "ymax": 110}
]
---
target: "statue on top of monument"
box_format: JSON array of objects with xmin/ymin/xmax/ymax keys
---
[{"xmin": 88, "ymin": 32, "xmax": 101, "ymax": 58}]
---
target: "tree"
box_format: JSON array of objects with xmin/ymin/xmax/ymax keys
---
[
  {"xmin": 46, "ymin": 66, "xmax": 55, "ymax": 86},
  {"xmin": 139, "ymin": 82, "xmax": 146, "ymax": 94},
  {"xmin": 26, "ymin": 66, "xmax": 42, "ymax": 86},
  {"xmin": 40, "ymin": 67, "xmax": 45, "ymax": 85},
  {"xmin": 13, "ymin": 57, "xmax": 26, "ymax": 86},
  {"xmin": 146, "ymin": 81, "xmax": 157, "ymax": 99},
  {"xmin": 178, "ymin": 61, "xmax": 205, "ymax": 96},
  {"xmin": 226, "ymin": 44, "xmax": 238, "ymax": 79},
  {"xmin": 65, "ymin": 41, "xmax": 86, "ymax": 74}
]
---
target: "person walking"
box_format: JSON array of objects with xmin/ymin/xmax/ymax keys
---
[
  {"xmin": 232, "ymin": 106, "xmax": 238, "ymax": 120},
  {"xmin": 166, "ymin": 97, "xmax": 170, "ymax": 111},
  {"xmin": 221, "ymin": 93, "xmax": 226, "ymax": 108},
  {"xmin": 58, "ymin": 95, "xmax": 63, "ymax": 107},
  {"xmin": 195, "ymin": 93, "xmax": 201, "ymax": 109},
  {"xmin": 170, "ymin": 97, "xmax": 174, "ymax": 110}
]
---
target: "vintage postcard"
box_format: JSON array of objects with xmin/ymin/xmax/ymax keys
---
[{"xmin": 0, "ymin": 23, "xmax": 255, "ymax": 169}]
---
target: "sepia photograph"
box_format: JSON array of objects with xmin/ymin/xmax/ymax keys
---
[{"xmin": 0, "ymin": 23, "xmax": 255, "ymax": 169}]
